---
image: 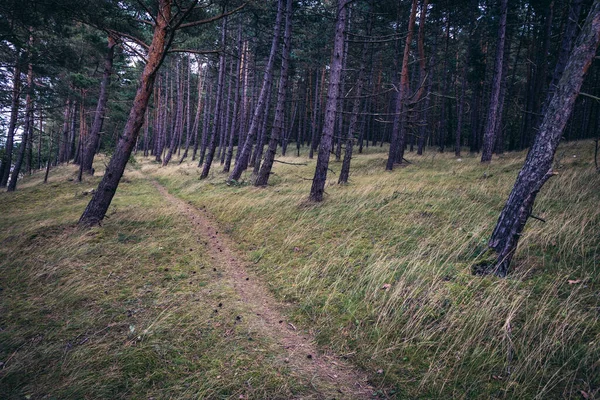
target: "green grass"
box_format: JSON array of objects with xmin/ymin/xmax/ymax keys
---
[
  {"xmin": 0, "ymin": 161, "xmax": 308, "ymax": 399},
  {"xmin": 147, "ymin": 141, "xmax": 600, "ymax": 399},
  {"xmin": 1, "ymin": 141, "xmax": 599, "ymax": 399}
]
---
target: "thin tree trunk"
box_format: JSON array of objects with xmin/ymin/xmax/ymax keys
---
[
  {"xmin": 484, "ymin": 0, "xmax": 600, "ymax": 276},
  {"xmin": 179, "ymin": 55, "xmax": 193, "ymax": 163},
  {"xmin": 164, "ymin": 60, "xmax": 183, "ymax": 166},
  {"xmin": 191, "ymin": 63, "xmax": 206, "ymax": 161},
  {"xmin": 0, "ymin": 51, "xmax": 21, "ymax": 187},
  {"xmin": 255, "ymin": 0, "xmax": 293, "ymax": 186},
  {"xmin": 229, "ymin": 0, "xmax": 284, "ymax": 182},
  {"xmin": 309, "ymin": 69, "xmax": 321, "ymax": 159},
  {"xmin": 223, "ymin": 19, "xmax": 244, "ymax": 172},
  {"xmin": 481, "ymin": 0, "xmax": 508, "ymax": 162},
  {"xmin": 201, "ymin": 18, "xmax": 228, "ymax": 179},
  {"xmin": 82, "ymin": 36, "xmax": 116, "ymax": 174},
  {"xmin": 339, "ymin": 2, "xmax": 371, "ymax": 184},
  {"xmin": 198, "ymin": 83, "xmax": 213, "ymax": 166},
  {"xmin": 386, "ymin": 0, "xmax": 418, "ymax": 170},
  {"xmin": 309, "ymin": 0, "xmax": 348, "ymax": 201},
  {"xmin": 8, "ymin": 56, "xmax": 34, "ymax": 192},
  {"xmin": 44, "ymin": 130, "xmax": 54, "ymax": 183}
]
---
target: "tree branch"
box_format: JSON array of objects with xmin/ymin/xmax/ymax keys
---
[{"xmin": 177, "ymin": 3, "xmax": 247, "ymax": 30}]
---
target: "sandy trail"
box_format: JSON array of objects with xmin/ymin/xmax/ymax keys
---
[{"xmin": 152, "ymin": 180, "xmax": 373, "ymax": 399}]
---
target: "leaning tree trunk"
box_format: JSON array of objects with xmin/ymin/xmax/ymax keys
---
[
  {"xmin": 82, "ymin": 36, "xmax": 116, "ymax": 174},
  {"xmin": 79, "ymin": 0, "xmax": 171, "ymax": 226},
  {"xmin": 0, "ymin": 51, "xmax": 21, "ymax": 188},
  {"xmin": 309, "ymin": 0, "xmax": 348, "ymax": 202},
  {"xmin": 543, "ymin": 0, "xmax": 583, "ymax": 116},
  {"xmin": 255, "ymin": 0, "xmax": 293, "ymax": 187},
  {"xmin": 7, "ymin": 59, "xmax": 34, "ymax": 192},
  {"xmin": 228, "ymin": 0, "xmax": 284, "ymax": 182},
  {"xmin": 481, "ymin": 0, "xmax": 508, "ymax": 162},
  {"xmin": 484, "ymin": 0, "xmax": 600, "ymax": 277}
]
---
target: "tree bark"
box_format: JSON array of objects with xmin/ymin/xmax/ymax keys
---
[
  {"xmin": 309, "ymin": 0, "xmax": 348, "ymax": 201},
  {"xmin": 0, "ymin": 51, "xmax": 21, "ymax": 188},
  {"xmin": 481, "ymin": 0, "xmax": 508, "ymax": 162},
  {"xmin": 255, "ymin": 0, "xmax": 293, "ymax": 186},
  {"xmin": 229, "ymin": 0, "xmax": 284, "ymax": 182},
  {"xmin": 7, "ymin": 57, "xmax": 34, "ymax": 192},
  {"xmin": 79, "ymin": 0, "xmax": 172, "ymax": 226},
  {"xmin": 339, "ymin": 2, "xmax": 371, "ymax": 184},
  {"xmin": 200, "ymin": 18, "xmax": 228, "ymax": 179},
  {"xmin": 82, "ymin": 36, "xmax": 116, "ymax": 174},
  {"xmin": 223, "ymin": 20, "xmax": 244, "ymax": 173},
  {"xmin": 484, "ymin": 0, "xmax": 600, "ymax": 277},
  {"xmin": 386, "ymin": 0, "xmax": 418, "ymax": 170}
]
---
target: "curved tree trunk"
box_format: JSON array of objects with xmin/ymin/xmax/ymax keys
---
[
  {"xmin": 79, "ymin": 0, "xmax": 172, "ymax": 226},
  {"xmin": 82, "ymin": 36, "xmax": 116, "ymax": 174},
  {"xmin": 484, "ymin": 0, "xmax": 600, "ymax": 276}
]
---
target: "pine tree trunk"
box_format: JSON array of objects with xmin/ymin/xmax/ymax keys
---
[
  {"xmin": 484, "ymin": 0, "xmax": 600, "ymax": 277},
  {"xmin": 179, "ymin": 55, "xmax": 193, "ymax": 163},
  {"xmin": 223, "ymin": 20, "xmax": 243, "ymax": 173},
  {"xmin": 7, "ymin": 58, "xmax": 34, "ymax": 192},
  {"xmin": 386, "ymin": 0, "xmax": 417, "ymax": 170},
  {"xmin": 481, "ymin": 0, "xmax": 508, "ymax": 162},
  {"xmin": 309, "ymin": 0, "xmax": 348, "ymax": 201},
  {"xmin": 191, "ymin": 64, "xmax": 205, "ymax": 161},
  {"xmin": 200, "ymin": 18, "xmax": 228, "ymax": 179},
  {"xmin": 0, "ymin": 51, "xmax": 21, "ymax": 187},
  {"xmin": 255, "ymin": 0, "xmax": 293, "ymax": 186},
  {"xmin": 79, "ymin": 0, "xmax": 172, "ymax": 226},
  {"xmin": 164, "ymin": 60, "xmax": 183, "ymax": 166},
  {"xmin": 198, "ymin": 84, "xmax": 213, "ymax": 166},
  {"xmin": 339, "ymin": 2, "xmax": 370, "ymax": 184},
  {"xmin": 229, "ymin": 0, "xmax": 284, "ymax": 182},
  {"xmin": 82, "ymin": 36, "xmax": 116, "ymax": 174}
]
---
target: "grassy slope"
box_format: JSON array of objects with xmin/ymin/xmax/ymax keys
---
[
  {"xmin": 1, "ymin": 141, "xmax": 598, "ymax": 399},
  {"xmin": 0, "ymin": 161, "xmax": 308, "ymax": 399},
  {"xmin": 147, "ymin": 141, "xmax": 599, "ymax": 399}
]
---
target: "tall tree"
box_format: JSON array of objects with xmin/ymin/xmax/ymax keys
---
[
  {"xmin": 254, "ymin": 0, "xmax": 293, "ymax": 186},
  {"xmin": 80, "ymin": 1, "xmax": 244, "ymax": 225},
  {"xmin": 309, "ymin": 0, "xmax": 348, "ymax": 202},
  {"xmin": 386, "ymin": 0, "xmax": 418, "ymax": 171},
  {"xmin": 228, "ymin": 0, "xmax": 284, "ymax": 182},
  {"xmin": 481, "ymin": 0, "xmax": 509, "ymax": 162},
  {"xmin": 81, "ymin": 35, "xmax": 117, "ymax": 174},
  {"xmin": 0, "ymin": 51, "xmax": 21, "ymax": 188},
  {"xmin": 200, "ymin": 18, "xmax": 228, "ymax": 179},
  {"xmin": 7, "ymin": 49, "xmax": 34, "ymax": 192},
  {"xmin": 482, "ymin": 0, "xmax": 600, "ymax": 276}
]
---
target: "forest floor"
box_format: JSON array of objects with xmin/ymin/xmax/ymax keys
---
[
  {"xmin": 151, "ymin": 179, "xmax": 373, "ymax": 398},
  {"xmin": 1, "ymin": 141, "xmax": 599, "ymax": 399}
]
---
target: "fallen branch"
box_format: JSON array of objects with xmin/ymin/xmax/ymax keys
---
[
  {"xmin": 273, "ymin": 159, "xmax": 308, "ymax": 166},
  {"xmin": 529, "ymin": 214, "xmax": 546, "ymax": 223}
]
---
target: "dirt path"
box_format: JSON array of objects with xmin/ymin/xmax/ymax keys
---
[{"xmin": 151, "ymin": 181, "xmax": 374, "ymax": 399}]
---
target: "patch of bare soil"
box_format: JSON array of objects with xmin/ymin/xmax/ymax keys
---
[{"xmin": 152, "ymin": 181, "xmax": 374, "ymax": 399}]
